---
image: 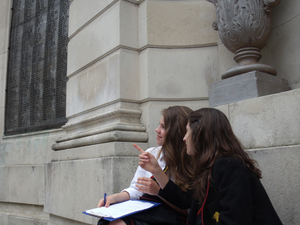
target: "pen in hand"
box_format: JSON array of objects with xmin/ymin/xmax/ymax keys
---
[{"xmin": 103, "ymin": 193, "xmax": 107, "ymax": 207}]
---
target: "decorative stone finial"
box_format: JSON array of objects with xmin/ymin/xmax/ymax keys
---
[{"xmin": 207, "ymin": 0, "xmax": 281, "ymax": 79}]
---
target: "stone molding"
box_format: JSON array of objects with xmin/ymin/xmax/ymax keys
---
[
  {"xmin": 52, "ymin": 106, "xmax": 148, "ymax": 151},
  {"xmin": 52, "ymin": 130, "xmax": 148, "ymax": 150}
]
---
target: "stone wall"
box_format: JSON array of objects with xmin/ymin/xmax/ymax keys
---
[
  {"xmin": 217, "ymin": 89, "xmax": 300, "ymax": 225},
  {"xmin": 0, "ymin": 0, "xmax": 299, "ymax": 225}
]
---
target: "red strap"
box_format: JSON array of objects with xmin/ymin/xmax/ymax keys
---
[{"xmin": 197, "ymin": 180, "xmax": 210, "ymax": 225}]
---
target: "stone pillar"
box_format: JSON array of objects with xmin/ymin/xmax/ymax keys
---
[
  {"xmin": 53, "ymin": 0, "xmax": 147, "ymax": 151},
  {"xmin": 46, "ymin": 1, "xmax": 147, "ymax": 224},
  {"xmin": 46, "ymin": 1, "xmax": 218, "ymax": 224}
]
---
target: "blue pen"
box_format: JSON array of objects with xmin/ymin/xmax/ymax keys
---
[{"xmin": 104, "ymin": 193, "xmax": 107, "ymax": 206}]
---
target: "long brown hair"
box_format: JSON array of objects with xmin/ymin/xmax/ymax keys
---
[
  {"xmin": 188, "ymin": 108, "xmax": 262, "ymax": 202},
  {"xmin": 162, "ymin": 106, "xmax": 193, "ymax": 191}
]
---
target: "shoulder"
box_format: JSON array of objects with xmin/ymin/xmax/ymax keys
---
[
  {"xmin": 212, "ymin": 156, "xmax": 248, "ymax": 183},
  {"xmin": 213, "ymin": 156, "xmax": 246, "ymax": 171}
]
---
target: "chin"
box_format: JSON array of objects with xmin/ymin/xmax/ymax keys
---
[
  {"xmin": 157, "ymin": 141, "xmax": 163, "ymax": 146},
  {"xmin": 187, "ymin": 150, "xmax": 194, "ymax": 156}
]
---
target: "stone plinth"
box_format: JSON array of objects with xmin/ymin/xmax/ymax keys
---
[{"xmin": 209, "ymin": 71, "xmax": 291, "ymax": 107}]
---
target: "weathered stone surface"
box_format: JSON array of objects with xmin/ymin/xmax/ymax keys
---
[
  {"xmin": 209, "ymin": 71, "xmax": 291, "ymax": 107},
  {"xmin": 67, "ymin": 49, "xmax": 139, "ymax": 116},
  {"xmin": 0, "ymin": 104, "xmax": 4, "ymax": 136},
  {"xmin": 248, "ymin": 146, "xmax": 300, "ymax": 225},
  {"xmin": 228, "ymin": 88, "xmax": 300, "ymax": 149},
  {"xmin": 48, "ymin": 214, "xmax": 91, "ymax": 225},
  {"xmin": 67, "ymin": 1, "xmax": 138, "ymax": 76},
  {"xmin": 139, "ymin": 1, "xmax": 217, "ymax": 48},
  {"xmin": 0, "ymin": 165, "xmax": 45, "ymax": 205},
  {"xmin": 139, "ymin": 47, "xmax": 219, "ymax": 100},
  {"xmin": 0, "ymin": 216, "xmax": 47, "ymax": 225},
  {"xmin": 0, "ymin": 203, "xmax": 49, "ymax": 225},
  {"xmin": 45, "ymin": 157, "xmax": 139, "ymax": 224},
  {"xmin": 68, "ymin": 0, "xmax": 116, "ymax": 36},
  {"xmin": 266, "ymin": 13, "xmax": 300, "ymax": 89},
  {"xmin": 0, "ymin": 0, "xmax": 10, "ymax": 54},
  {"xmin": 0, "ymin": 131, "xmax": 61, "ymax": 166}
]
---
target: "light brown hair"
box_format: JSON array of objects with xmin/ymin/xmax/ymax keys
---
[{"xmin": 162, "ymin": 106, "xmax": 193, "ymax": 191}]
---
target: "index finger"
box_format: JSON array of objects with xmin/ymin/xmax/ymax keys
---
[
  {"xmin": 133, "ymin": 143, "xmax": 145, "ymax": 154},
  {"xmin": 97, "ymin": 199, "xmax": 103, "ymax": 208}
]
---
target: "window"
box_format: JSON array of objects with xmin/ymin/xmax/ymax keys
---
[{"xmin": 5, "ymin": 0, "xmax": 69, "ymax": 135}]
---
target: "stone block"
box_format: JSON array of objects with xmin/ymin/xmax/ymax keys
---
[
  {"xmin": 0, "ymin": 130, "xmax": 62, "ymax": 166},
  {"xmin": 139, "ymin": 47, "xmax": 219, "ymax": 100},
  {"xmin": 0, "ymin": 165, "xmax": 45, "ymax": 205},
  {"xmin": 48, "ymin": 214, "xmax": 91, "ymax": 225},
  {"xmin": 209, "ymin": 71, "xmax": 291, "ymax": 107},
  {"xmin": 0, "ymin": 54, "xmax": 7, "ymax": 134},
  {"xmin": 45, "ymin": 157, "xmax": 139, "ymax": 224},
  {"xmin": 0, "ymin": 203, "xmax": 49, "ymax": 225},
  {"xmin": 68, "ymin": 0, "xmax": 115, "ymax": 36},
  {"xmin": 0, "ymin": 0, "xmax": 10, "ymax": 54},
  {"xmin": 248, "ymin": 146, "xmax": 300, "ymax": 225},
  {"xmin": 272, "ymin": 0, "xmax": 300, "ymax": 29},
  {"xmin": 0, "ymin": 27, "xmax": 8, "ymax": 54},
  {"xmin": 0, "ymin": 51, "xmax": 7, "ymax": 72},
  {"xmin": 67, "ymin": 1, "xmax": 138, "ymax": 76},
  {"xmin": 67, "ymin": 49, "xmax": 139, "ymax": 116},
  {"xmin": 120, "ymin": 1, "xmax": 139, "ymax": 49},
  {"xmin": 228, "ymin": 88, "xmax": 300, "ymax": 149},
  {"xmin": 0, "ymin": 106, "xmax": 4, "ymax": 136},
  {"xmin": 5, "ymin": 217, "xmax": 47, "ymax": 225},
  {"xmin": 266, "ymin": 14, "xmax": 300, "ymax": 88},
  {"xmin": 139, "ymin": 1, "xmax": 217, "ymax": 47}
]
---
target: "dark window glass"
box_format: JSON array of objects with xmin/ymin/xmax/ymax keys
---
[{"xmin": 5, "ymin": 0, "xmax": 69, "ymax": 135}]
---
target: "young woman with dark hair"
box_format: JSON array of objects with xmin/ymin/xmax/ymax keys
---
[
  {"xmin": 97, "ymin": 106, "xmax": 194, "ymax": 225},
  {"xmin": 139, "ymin": 107, "xmax": 283, "ymax": 225}
]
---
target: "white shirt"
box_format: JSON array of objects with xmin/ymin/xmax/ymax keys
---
[{"xmin": 121, "ymin": 146, "xmax": 166, "ymax": 200}]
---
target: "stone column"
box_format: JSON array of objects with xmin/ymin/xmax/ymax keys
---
[
  {"xmin": 46, "ymin": 1, "xmax": 219, "ymax": 224},
  {"xmin": 46, "ymin": 1, "xmax": 148, "ymax": 224}
]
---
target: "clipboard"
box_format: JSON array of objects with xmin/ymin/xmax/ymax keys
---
[{"xmin": 83, "ymin": 200, "xmax": 161, "ymax": 221}]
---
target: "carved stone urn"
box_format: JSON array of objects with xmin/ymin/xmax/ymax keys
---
[{"xmin": 207, "ymin": 0, "xmax": 281, "ymax": 79}]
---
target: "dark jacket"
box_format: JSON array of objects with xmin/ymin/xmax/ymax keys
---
[{"xmin": 159, "ymin": 156, "xmax": 283, "ymax": 225}]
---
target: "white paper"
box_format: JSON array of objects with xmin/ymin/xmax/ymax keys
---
[{"xmin": 85, "ymin": 200, "xmax": 156, "ymax": 218}]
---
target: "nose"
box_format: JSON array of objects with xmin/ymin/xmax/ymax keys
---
[
  {"xmin": 183, "ymin": 134, "xmax": 186, "ymax": 142},
  {"xmin": 155, "ymin": 126, "xmax": 160, "ymax": 133}
]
